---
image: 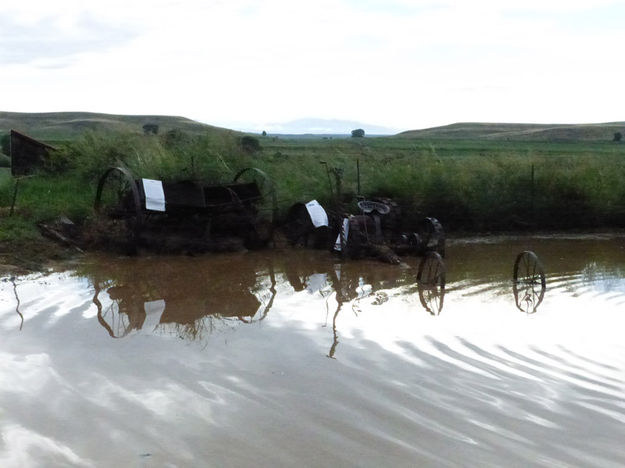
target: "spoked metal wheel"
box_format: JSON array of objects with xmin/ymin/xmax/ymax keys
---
[
  {"xmin": 513, "ymin": 251, "xmax": 546, "ymax": 288},
  {"xmin": 417, "ymin": 251, "xmax": 446, "ymax": 315},
  {"xmin": 94, "ymin": 166, "xmax": 143, "ymax": 245},
  {"xmin": 512, "ymin": 250, "xmax": 546, "ymax": 314},
  {"xmin": 416, "ymin": 217, "xmax": 445, "ymax": 257}
]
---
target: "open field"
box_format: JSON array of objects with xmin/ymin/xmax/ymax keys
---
[
  {"xmin": 247, "ymin": 136, "xmax": 625, "ymax": 229},
  {"xmin": 2, "ymin": 115, "xmax": 625, "ymax": 264}
]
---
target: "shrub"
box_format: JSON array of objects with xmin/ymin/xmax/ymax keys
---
[
  {"xmin": 143, "ymin": 123, "xmax": 159, "ymax": 135},
  {"xmin": 240, "ymin": 136, "xmax": 261, "ymax": 154}
]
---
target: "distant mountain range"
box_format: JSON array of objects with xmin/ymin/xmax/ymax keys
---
[{"xmin": 234, "ymin": 118, "xmax": 400, "ymax": 136}]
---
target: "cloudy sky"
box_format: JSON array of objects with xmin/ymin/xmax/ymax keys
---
[{"xmin": 2, "ymin": 0, "xmax": 624, "ymax": 133}]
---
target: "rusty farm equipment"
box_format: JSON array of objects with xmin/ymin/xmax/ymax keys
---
[
  {"xmin": 281, "ymin": 158, "xmax": 445, "ymax": 264},
  {"xmin": 283, "ymin": 196, "xmax": 445, "ymax": 264},
  {"xmin": 93, "ymin": 166, "xmax": 277, "ymax": 252}
]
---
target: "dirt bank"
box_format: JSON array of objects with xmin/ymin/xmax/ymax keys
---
[{"xmin": 0, "ymin": 234, "xmax": 80, "ymax": 277}]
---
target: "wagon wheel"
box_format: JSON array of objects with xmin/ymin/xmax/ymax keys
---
[
  {"xmin": 94, "ymin": 166, "xmax": 142, "ymax": 245},
  {"xmin": 416, "ymin": 217, "xmax": 445, "ymax": 257},
  {"xmin": 512, "ymin": 251, "xmax": 546, "ymax": 314},
  {"xmin": 417, "ymin": 251, "xmax": 446, "ymax": 315},
  {"xmin": 233, "ymin": 168, "xmax": 277, "ymax": 224}
]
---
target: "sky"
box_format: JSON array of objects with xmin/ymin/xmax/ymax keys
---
[{"xmin": 2, "ymin": 0, "xmax": 625, "ymax": 133}]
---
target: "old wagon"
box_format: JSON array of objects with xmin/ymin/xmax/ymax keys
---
[{"xmin": 93, "ymin": 166, "xmax": 277, "ymax": 252}]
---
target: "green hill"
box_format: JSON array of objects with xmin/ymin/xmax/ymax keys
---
[
  {"xmin": 0, "ymin": 111, "xmax": 240, "ymax": 142},
  {"xmin": 398, "ymin": 122, "xmax": 625, "ymax": 142}
]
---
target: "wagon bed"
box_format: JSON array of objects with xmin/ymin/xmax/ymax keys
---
[{"xmin": 94, "ymin": 166, "xmax": 276, "ymax": 251}]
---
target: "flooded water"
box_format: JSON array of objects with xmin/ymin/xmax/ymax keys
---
[{"xmin": 1, "ymin": 234, "xmax": 625, "ymax": 467}]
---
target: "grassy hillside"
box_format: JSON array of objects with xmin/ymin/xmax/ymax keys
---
[
  {"xmin": 399, "ymin": 122, "xmax": 625, "ymax": 142},
  {"xmin": 4, "ymin": 112, "xmax": 624, "ymax": 144},
  {"xmin": 0, "ymin": 111, "xmax": 240, "ymax": 142}
]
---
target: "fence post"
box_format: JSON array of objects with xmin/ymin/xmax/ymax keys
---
[{"xmin": 530, "ymin": 164, "xmax": 535, "ymax": 216}]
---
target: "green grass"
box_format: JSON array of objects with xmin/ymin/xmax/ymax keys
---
[
  {"xmin": 248, "ymin": 136, "xmax": 625, "ymax": 230},
  {"xmin": 5, "ymin": 176, "xmax": 94, "ymax": 223},
  {"xmin": 2, "ymin": 130, "xmax": 625, "ymax": 251}
]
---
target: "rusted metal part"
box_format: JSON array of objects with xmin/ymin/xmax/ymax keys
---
[
  {"xmin": 9, "ymin": 129, "xmax": 57, "ymax": 176},
  {"xmin": 282, "ymin": 202, "xmax": 334, "ymax": 248},
  {"xmin": 416, "ymin": 217, "xmax": 446, "ymax": 257},
  {"xmin": 233, "ymin": 167, "xmax": 278, "ymax": 223},
  {"xmin": 93, "ymin": 166, "xmax": 274, "ymax": 252},
  {"xmin": 282, "ymin": 197, "xmax": 446, "ymax": 264},
  {"xmin": 94, "ymin": 166, "xmax": 143, "ymax": 245}
]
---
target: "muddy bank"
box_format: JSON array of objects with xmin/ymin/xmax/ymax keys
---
[{"xmin": 0, "ymin": 236, "xmax": 78, "ymax": 276}]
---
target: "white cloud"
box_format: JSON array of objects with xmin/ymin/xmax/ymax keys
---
[{"xmin": 2, "ymin": 0, "xmax": 625, "ymax": 130}]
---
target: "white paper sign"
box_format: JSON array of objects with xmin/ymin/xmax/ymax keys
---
[
  {"xmin": 142, "ymin": 299, "xmax": 166, "ymax": 333},
  {"xmin": 305, "ymin": 200, "xmax": 329, "ymax": 228},
  {"xmin": 142, "ymin": 178, "xmax": 166, "ymax": 212}
]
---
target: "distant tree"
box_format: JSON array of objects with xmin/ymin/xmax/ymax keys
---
[
  {"xmin": 613, "ymin": 132, "xmax": 622, "ymax": 142},
  {"xmin": 240, "ymin": 135, "xmax": 261, "ymax": 153},
  {"xmin": 261, "ymin": 130, "xmax": 267, "ymax": 137},
  {"xmin": 0, "ymin": 133, "xmax": 9, "ymax": 155},
  {"xmin": 351, "ymin": 128, "xmax": 365, "ymax": 138},
  {"xmin": 143, "ymin": 123, "xmax": 159, "ymax": 135}
]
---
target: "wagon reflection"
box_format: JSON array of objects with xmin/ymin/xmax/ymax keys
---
[
  {"xmin": 82, "ymin": 248, "xmax": 546, "ymax": 346},
  {"xmin": 89, "ymin": 255, "xmax": 276, "ymax": 340},
  {"xmin": 283, "ymin": 258, "xmax": 416, "ymax": 357}
]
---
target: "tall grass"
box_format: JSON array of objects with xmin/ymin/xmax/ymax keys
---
[{"xmin": 2, "ymin": 132, "xmax": 625, "ymax": 234}]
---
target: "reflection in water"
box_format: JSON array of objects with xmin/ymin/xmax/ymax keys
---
[
  {"xmin": 417, "ymin": 252, "xmax": 446, "ymax": 315},
  {"xmin": 3, "ymin": 236, "xmax": 625, "ymax": 466},
  {"xmin": 418, "ymin": 281, "xmax": 446, "ymax": 315},
  {"xmin": 513, "ymin": 278, "xmax": 546, "ymax": 314},
  {"xmin": 82, "ymin": 247, "xmax": 560, "ymax": 346},
  {"xmin": 512, "ymin": 250, "xmax": 547, "ymax": 314},
  {"xmin": 11, "ymin": 277, "xmax": 24, "ymax": 331},
  {"xmin": 88, "ymin": 256, "xmax": 277, "ymax": 341},
  {"xmin": 71, "ymin": 237, "xmax": 624, "ymax": 351},
  {"xmin": 285, "ymin": 261, "xmax": 413, "ymax": 358}
]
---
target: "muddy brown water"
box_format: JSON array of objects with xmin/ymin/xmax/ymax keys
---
[{"xmin": 1, "ymin": 234, "xmax": 625, "ymax": 467}]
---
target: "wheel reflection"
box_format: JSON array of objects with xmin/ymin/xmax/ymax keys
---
[
  {"xmin": 512, "ymin": 251, "xmax": 546, "ymax": 314},
  {"xmin": 417, "ymin": 252, "xmax": 446, "ymax": 316}
]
